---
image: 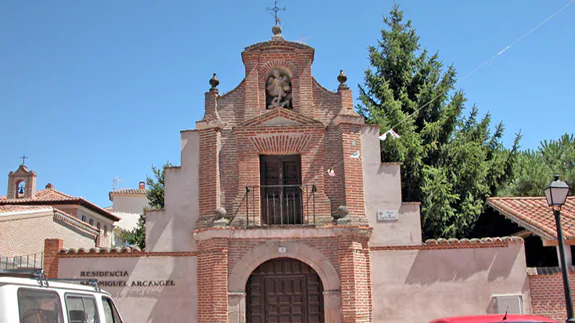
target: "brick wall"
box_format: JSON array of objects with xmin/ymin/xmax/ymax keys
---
[
  {"xmin": 227, "ymin": 237, "xmax": 340, "ymax": 275},
  {"xmin": 0, "ymin": 213, "xmax": 95, "ymax": 257},
  {"xmin": 529, "ymin": 267, "xmax": 575, "ymax": 322}
]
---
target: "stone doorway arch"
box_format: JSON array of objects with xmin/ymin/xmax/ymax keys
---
[{"xmin": 228, "ymin": 241, "xmax": 341, "ymax": 323}]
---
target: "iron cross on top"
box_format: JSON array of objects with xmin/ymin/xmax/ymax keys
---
[
  {"xmin": 267, "ymin": 0, "xmax": 286, "ymax": 25},
  {"xmin": 20, "ymin": 154, "xmax": 28, "ymax": 165}
]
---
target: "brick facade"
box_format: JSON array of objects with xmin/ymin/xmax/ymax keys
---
[
  {"xmin": 528, "ymin": 267, "xmax": 575, "ymax": 322},
  {"xmin": 193, "ymin": 32, "xmax": 375, "ymax": 323}
]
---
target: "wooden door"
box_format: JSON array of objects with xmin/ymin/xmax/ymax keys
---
[
  {"xmin": 246, "ymin": 258, "xmax": 324, "ymax": 323},
  {"xmin": 260, "ymin": 155, "xmax": 302, "ymax": 225}
]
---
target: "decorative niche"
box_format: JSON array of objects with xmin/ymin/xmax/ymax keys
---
[{"xmin": 265, "ymin": 68, "xmax": 293, "ymax": 109}]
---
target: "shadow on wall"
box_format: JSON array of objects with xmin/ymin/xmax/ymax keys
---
[
  {"xmin": 144, "ymin": 257, "xmax": 197, "ymax": 323},
  {"xmin": 404, "ymin": 247, "xmax": 522, "ymax": 285},
  {"xmin": 146, "ymin": 209, "xmax": 169, "ymax": 251}
]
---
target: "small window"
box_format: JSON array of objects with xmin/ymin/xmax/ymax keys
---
[
  {"xmin": 102, "ymin": 297, "xmax": 123, "ymax": 323},
  {"xmin": 104, "ymin": 225, "xmax": 108, "ymax": 236},
  {"xmin": 81, "ymin": 215, "xmax": 86, "ymax": 222},
  {"xmin": 18, "ymin": 288, "xmax": 64, "ymax": 323},
  {"xmin": 66, "ymin": 295, "xmax": 99, "ymax": 323},
  {"xmin": 97, "ymin": 223, "xmax": 100, "ymax": 230},
  {"xmin": 89, "ymin": 219, "xmax": 94, "ymax": 225}
]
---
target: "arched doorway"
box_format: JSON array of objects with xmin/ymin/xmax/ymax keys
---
[{"xmin": 246, "ymin": 258, "xmax": 324, "ymax": 323}]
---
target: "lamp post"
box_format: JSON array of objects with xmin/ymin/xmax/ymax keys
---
[{"xmin": 544, "ymin": 175, "xmax": 574, "ymax": 323}]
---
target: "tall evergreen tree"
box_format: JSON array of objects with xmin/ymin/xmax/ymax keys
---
[
  {"xmin": 358, "ymin": 6, "xmax": 520, "ymax": 239},
  {"xmin": 499, "ymin": 134, "xmax": 575, "ymax": 197}
]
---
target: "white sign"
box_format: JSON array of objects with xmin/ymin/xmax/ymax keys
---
[
  {"xmin": 377, "ymin": 210, "xmax": 398, "ymax": 222},
  {"xmin": 278, "ymin": 246, "xmax": 287, "ymax": 253}
]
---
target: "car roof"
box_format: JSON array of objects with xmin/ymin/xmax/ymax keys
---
[
  {"xmin": 0, "ymin": 276, "xmax": 111, "ymax": 295},
  {"xmin": 431, "ymin": 314, "xmax": 557, "ymax": 323}
]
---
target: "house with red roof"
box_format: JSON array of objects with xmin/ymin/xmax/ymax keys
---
[
  {"xmin": 0, "ymin": 164, "xmax": 119, "ymax": 261},
  {"xmin": 480, "ymin": 196, "xmax": 575, "ymax": 267},
  {"xmin": 481, "ymin": 196, "xmax": 575, "ymax": 322}
]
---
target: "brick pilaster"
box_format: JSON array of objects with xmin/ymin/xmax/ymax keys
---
[
  {"xmin": 202, "ymin": 89, "xmax": 220, "ymax": 122},
  {"xmin": 197, "ymin": 238, "xmax": 229, "ymax": 323},
  {"xmin": 337, "ymin": 123, "xmax": 367, "ymax": 220},
  {"xmin": 338, "ymin": 233, "xmax": 372, "ymax": 323},
  {"xmin": 196, "ymin": 127, "xmax": 222, "ymax": 227},
  {"xmin": 43, "ymin": 239, "xmax": 63, "ymax": 279}
]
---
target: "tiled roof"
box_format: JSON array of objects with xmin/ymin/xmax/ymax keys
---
[
  {"xmin": 487, "ymin": 196, "xmax": 575, "ymax": 240},
  {"xmin": 0, "ymin": 188, "xmax": 120, "ymax": 222},
  {"xmin": 108, "ymin": 189, "xmax": 147, "ymax": 202},
  {"xmin": 0, "ymin": 205, "xmax": 99, "ymax": 235},
  {"xmin": 109, "ymin": 189, "xmax": 147, "ymax": 195},
  {"xmin": 424, "ymin": 236, "xmax": 523, "ymax": 245},
  {"xmin": 0, "ymin": 205, "xmax": 54, "ymax": 213},
  {"xmin": 58, "ymin": 246, "xmax": 142, "ymax": 254}
]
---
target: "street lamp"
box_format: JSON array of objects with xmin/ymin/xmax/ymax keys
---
[{"xmin": 544, "ymin": 175, "xmax": 574, "ymax": 323}]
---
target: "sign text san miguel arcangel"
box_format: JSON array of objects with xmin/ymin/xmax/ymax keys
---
[{"xmin": 79, "ymin": 270, "xmax": 175, "ymax": 288}]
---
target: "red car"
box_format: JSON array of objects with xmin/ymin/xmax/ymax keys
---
[{"xmin": 429, "ymin": 314, "xmax": 558, "ymax": 323}]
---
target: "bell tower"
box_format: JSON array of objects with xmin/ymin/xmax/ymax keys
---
[{"xmin": 7, "ymin": 163, "xmax": 37, "ymax": 199}]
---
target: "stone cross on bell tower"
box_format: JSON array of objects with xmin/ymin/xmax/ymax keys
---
[{"xmin": 267, "ymin": 0, "xmax": 285, "ymax": 25}]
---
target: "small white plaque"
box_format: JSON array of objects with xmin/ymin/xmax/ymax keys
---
[
  {"xmin": 278, "ymin": 246, "xmax": 287, "ymax": 253},
  {"xmin": 377, "ymin": 210, "xmax": 398, "ymax": 222}
]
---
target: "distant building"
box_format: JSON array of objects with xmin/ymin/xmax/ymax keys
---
[
  {"xmin": 0, "ymin": 204, "xmax": 98, "ymax": 266},
  {"xmin": 0, "ymin": 164, "xmax": 119, "ymax": 249},
  {"xmin": 107, "ymin": 182, "xmax": 149, "ymax": 245}
]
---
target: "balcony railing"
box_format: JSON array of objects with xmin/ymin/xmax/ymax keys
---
[{"xmin": 245, "ymin": 184, "xmax": 316, "ymax": 227}]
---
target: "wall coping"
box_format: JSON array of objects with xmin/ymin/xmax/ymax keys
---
[{"xmin": 370, "ymin": 236, "xmax": 523, "ymax": 251}]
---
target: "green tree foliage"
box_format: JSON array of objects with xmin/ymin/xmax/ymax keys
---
[
  {"xmin": 499, "ymin": 134, "xmax": 575, "ymax": 197},
  {"xmin": 357, "ymin": 6, "xmax": 520, "ymax": 239},
  {"xmin": 146, "ymin": 162, "xmax": 172, "ymax": 210},
  {"xmin": 119, "ymin": 162, "xmax": 172, "ymax": 249},
  {"xmin": 118, "ymin": 213, "xmax": 146, "ymax": 249}
]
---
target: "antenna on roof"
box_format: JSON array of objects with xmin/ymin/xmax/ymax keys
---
[{"xmin": 112, "ymin": 177, "xmax": 124, "ymax": 191}]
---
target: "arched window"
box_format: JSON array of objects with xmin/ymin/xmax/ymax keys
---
[{"xmin": 89, "ymin": 219, "xmax": 94, "ymax": 225}]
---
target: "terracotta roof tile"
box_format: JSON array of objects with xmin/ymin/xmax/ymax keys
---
[
  {"xmin": 0, "ymin": 205, "xmax": 54, "ymax": 213},
  {"xmin": 0, "ymin": 188, "xmax": 120, "ymax": 222},
  {"xmin": 487, "ymin": 196, "xmax": 575, "ymax": 240},
  {"xmin": 0, "ymin": 205, "xmax": 99, "ymax": 234},
  {"xmin": 58, "ymin": 246, "xmax": 142, "ymax": 254}
]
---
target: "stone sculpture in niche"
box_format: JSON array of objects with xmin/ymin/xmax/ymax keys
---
[{"xmin": 266, "ymin": 69, "xmax": 292, "ymax": 109}]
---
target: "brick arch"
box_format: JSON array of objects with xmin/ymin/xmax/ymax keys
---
[
  {"xmin": 249, "ymin": 134, "xmax": 311, "ymax": 155},
  {"xmin": 259, "ymin": 60, "xmax": 298, "ymax": 77},
  {"xmin": 228, "ymin": 241, "xmax": 340, "ymax": 293}
]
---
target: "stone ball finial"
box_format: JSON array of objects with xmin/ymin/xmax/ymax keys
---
[
  {"xmin": 337, "ymin": 70, "xmax": 347, "ymax": 85},
  {"xmin": 214, "ymin": 207, "xmax": 227, "ymax": 219},
  {"xmin": 209, "ymin": 73, "xmax": 219, "ymax": 90},
  {"xmin": 272, "ymin": 24, "xmax": 282, "ymax": 36},
  {"xmin": 333, "ymin": 205, "xmax": 349, "ymax": 219}
]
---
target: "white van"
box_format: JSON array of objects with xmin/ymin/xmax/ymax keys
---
[{"xmin": 0, "ymin": 271, "xmax": 123, "ymax": 323}]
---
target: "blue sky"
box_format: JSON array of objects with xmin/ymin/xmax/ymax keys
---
[{"xmin": 1, "ymin": 0, "xmax": 574, "ymax": 207}]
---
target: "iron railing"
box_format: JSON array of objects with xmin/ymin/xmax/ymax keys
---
[
  {"xmin": 0, "ymin": 252, "xmax": 43, "ymax": 271},
  {"xmin": 245, "ymin": 184, "xmax": 316, "ymax": 227}
]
